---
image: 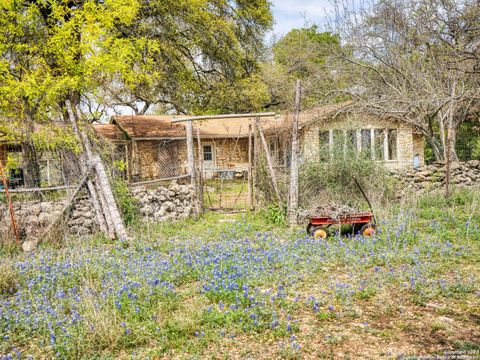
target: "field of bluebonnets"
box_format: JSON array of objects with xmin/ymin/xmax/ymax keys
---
[{"xmin": 1, "ymin": 189, "xmax": 479, "ymax": 359}]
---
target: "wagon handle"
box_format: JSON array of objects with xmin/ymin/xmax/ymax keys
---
[{"xmin": 353, "ymin": 176, "xmax": 375, "ymax": 222}]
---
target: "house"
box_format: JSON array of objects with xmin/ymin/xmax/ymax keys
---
[
  {"xmin": 293, "ymin": 105, "xmax": 425, "ymax": 170},
  {"xmin": 94, "ymin": 114, "xmax": 278, "ymax": 181},
  {"xmin": 94, "ymin": 106, "xmax": 424, "ymax": 183}
]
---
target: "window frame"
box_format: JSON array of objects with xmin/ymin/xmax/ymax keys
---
[{"xmin": 202, "ymin": 144, "xmax": 215, "ymax": 162}]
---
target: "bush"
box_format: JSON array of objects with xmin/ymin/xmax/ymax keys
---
[
  {"xmin": 0, "ymin": 263, "xmax": 18, "ymax": 296},
  {"xmin": 262, "ymin": 204, "xmax": 287, "ymax": 226},
  {"xmin": 112, "ymin": 179, "xmax": 139, "ymax": 226},
  {"xmin": 298, "ymin": 148, "xmax": 396, "ymax": 211}
]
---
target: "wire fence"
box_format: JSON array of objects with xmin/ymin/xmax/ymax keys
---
[{"xmin": 2, "ymin": 111, "xmax": 480, "ymax": 231}]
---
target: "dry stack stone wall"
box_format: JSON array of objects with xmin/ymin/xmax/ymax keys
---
[
  {"xmin": 131, "ymin": 182, "xmax": 195, "ymax": 222},
  {"xmin": 0, "ymin": 181, "xmax": 195, "ymax": 241},
  {"xmin": 0, "ymin": 196, "xmax": 97, "ymax": 239},
  {"xmin": 391, "ymin": 160, "xmax": 480, "ymax": 195}
]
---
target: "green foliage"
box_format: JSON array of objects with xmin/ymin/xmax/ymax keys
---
[
  {"xmin": 299, "ymin": 147, "xmax": 396, "ymax": 210},
  {"xmin": 456, "ymin": 121, "xmax": 480, "ymax": 161},
  {"xmin": 97, "ymin": 0, "xmax": 273, "ymax": 114},
  {"xmin": 262, "ymin": 204, "xmax": 287, "ymax": 227},
  {"xmin": 273, "ymin": 26, "xmax": 340, "ymax": 71},
  {"xmin": 263, "ymin": 25, "xmax": 347, "ymax": 109},
  {"xmin": 0, "ymin": 263, "xmax": 18, "ymax": 297},
  {"xmin": 112, "ymin": 179, "xmax": 139, "ymax": 226}
]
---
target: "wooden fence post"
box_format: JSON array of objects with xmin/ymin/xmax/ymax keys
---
[
  {"xmin": 288, "ymin": 80, "xmax": 301, "ymax": 225},
  {"xmin": 186, "ymin": 121, "xmax": 199, "ymax": 217},
  {"xmin": 248, "ymin": 123, "xmax": 254, "ymax": 211},
  {"xmin": 256, "ymin": 118, "xmax": 282, "ymax": 208},
  {"xmin": 196, "ymin": 125, "xmax": 205, "ymax": 214}
]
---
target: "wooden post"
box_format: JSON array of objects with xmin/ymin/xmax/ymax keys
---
[
  {"xmin": 288, "ymin": 80, "xmax": 301, "ymax": 225},
  {"xmin": 0, "ymin": 161, "xmax": 21, "ymax": 246},
  {"xmin": 196, "ymin": 125, "xmax": 204, "ymax": 214},
  {"xmin": 68, "ymin": 117, "xmax": 111, "ymax": 239},
  {"xmin": 247, "ymin": 123, "xmax": 254, "ymax": 211},
  {"xmin": 253, "ymin": 121, "xmax": 259, "ymax": 207},
  {"xmin": 66, "ymin": 101, "xmax": 128, "ymax": 241},
  {"xmin": 186, "ymin": 121, "xmax": 199, "ymax": 217},
  {"xmin": 445, "ymin": 128, "xmax": 451, "ymax": 198},
  {"xmin": 256, "ymin": 118, "xmax": 282, "ymax": 208}
]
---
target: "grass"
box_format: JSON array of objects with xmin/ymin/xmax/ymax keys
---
[
  {"xmin": 203, "ymin": 179, "xmax": 249, "ymax": 210},
  {"xmin": 1, "ymin": 188, "xmax": 480, "ymax": 359}
]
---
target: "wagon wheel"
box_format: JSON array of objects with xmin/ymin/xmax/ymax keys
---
[
  {"xmin": 360, "ymin": 223, "xmax": 376, "ymax": 237},
  {"xmin": 351, "ymin": 223, "xmax": 363, "ymax": 235},
  {"xmin": 311, "ymin": 226, "xmax": 330, "ymax": 239},
  {"xmin": 306, "ymin": 223, "xmax": 315, "ymax": 236}
]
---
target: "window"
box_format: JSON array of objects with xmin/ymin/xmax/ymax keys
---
[
  {"xmin": 388, "ymin": 129, "xmax": 398, "ymax": 160},
  {"xmin": 361, "ymin": 129, "xmax": 372, "ymax": 158},
  {"xmin": 203, "ymin": 145, "xmax": 213, "ymax": 161},
  {"xmin": 374, "ymin": 129, "xmax": 385, "ymax": 160},
  {"xmin": 318, "ymin": 127, "xmax": 399, "ymax": 162},
  {"xmin": 319, "ymin": 130, "xmax": 330, "ymax": 162}
]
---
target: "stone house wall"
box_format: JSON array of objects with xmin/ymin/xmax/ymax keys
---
[
  {"xmin": 131, "ymin": 137, "xmax": 249, "ymax": 181},
  {"xmin": 301, "ymin": 114, "xmax": 422, "ymax": 170}
]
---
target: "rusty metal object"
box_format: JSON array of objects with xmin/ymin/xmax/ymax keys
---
[{"xmin": 0, "ymin": 161, "xmax": 21, "ymax": 246}]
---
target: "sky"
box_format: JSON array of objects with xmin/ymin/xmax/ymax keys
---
[{"xmin": 270, "ymin": 0, "xmax": 336, "ymax": 37}]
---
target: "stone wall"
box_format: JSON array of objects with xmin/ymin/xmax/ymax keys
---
[
  {"xmin": 0, "ymin": 181, "xmax": 196, "ymax": 241},
  {"xmin": 132, "ymin": 182, "xmax": 195, "ymax": 221},
  {"xmin": 131, "ymin": 137, "xmax": 250, "ymax": 181},
  {"xmin": 391, "ymin": 160, "xmax": 480, "ymax": 195},
  {"xmin": 0, "ymin": 196, "xmax": 97, "ymax": 239}
]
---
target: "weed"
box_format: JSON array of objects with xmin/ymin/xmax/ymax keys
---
[{"xmin": 0, "ymin": 263, "xmax": 18, "ymax": 296}]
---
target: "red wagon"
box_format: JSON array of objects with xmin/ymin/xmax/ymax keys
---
[{"xmin": 306, "ymin": 212, "xmax": 376, "ymax": 239}]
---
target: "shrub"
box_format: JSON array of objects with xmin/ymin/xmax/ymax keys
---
[
  {"xmin": 112, "ymin": 179, "xmax": 139, "ymax": 226},
  {"xmin": 0, "ymin": 263, "xmax": 18, "ymax": 296},
  {"xmin": 262, "ymin": 204, "xmax": 287, "ymax": 226},
  {"xmin": 298, "ymin": 148, "xmax": 396, "ymax": 211}
]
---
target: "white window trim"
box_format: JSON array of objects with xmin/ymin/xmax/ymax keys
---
[
  {"xmin": 320, "ymin": 127, "xmax": 401, "ymax": 163},
  {"xmin": 202, "ymin": 143, "xmax": 215, "ymax": 164}
]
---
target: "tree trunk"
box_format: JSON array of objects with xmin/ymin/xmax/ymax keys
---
[
  {"xmin": 66, "ymin": 100, "xmax": 129, "ymax": 241},
  {"xmin": 447, "ymin": 124, "xmax": 458, "ymax": 161},
  {"xmin": 21, "ymin": 142, "xmax": 40, "ymax": 188}
]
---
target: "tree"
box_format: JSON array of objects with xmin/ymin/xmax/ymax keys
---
[
  {"xmin": 0, "ymin": 0, "xmax": 273, "ymax": 242},
  {"xmin": 96, "ymin": 0, "xmax": 273, "ymax": 115},
  {"xmin": 261, "ymin": 25, "xmax": 345, "ymax": 110},
  {"xmin": 334, "ymin": 0, "xmax": 480, "ymax": 161}
]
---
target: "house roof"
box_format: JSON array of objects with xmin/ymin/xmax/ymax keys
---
[
  {"xmin": 92, "ymin": 124, "xmax": 127, "ymax": 141},
  {"xmin": 297, "ymin": 102, "xmax": 352, "ymax": 129},
  {"xmin": 111, "ymin": 116, "xmax": 186, "ymax": 139},
  {"xmin": 104, "ymin": 114, "xmax": 279, "ymax": 140}
]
